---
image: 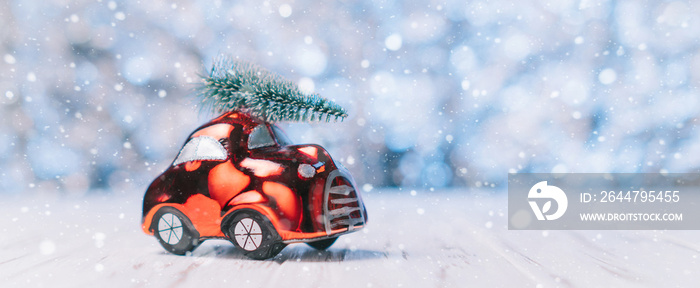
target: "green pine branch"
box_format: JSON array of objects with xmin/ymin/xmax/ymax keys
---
[{"xmin": 197, "ymin": 56, "xmax": 348, "ymax": 123}]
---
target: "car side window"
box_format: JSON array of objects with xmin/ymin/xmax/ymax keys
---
[
  {"xmin": 173, "ymin": 136, "xmax": 228, "ymax": 166},
  {"xmin": 248, "ymin": 125, "xmax": 275, "ymax": 149}
]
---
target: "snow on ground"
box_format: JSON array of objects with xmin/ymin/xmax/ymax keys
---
[{"xmin": 1, "ymin": 190, "xmax": 699, "ymax": 287}]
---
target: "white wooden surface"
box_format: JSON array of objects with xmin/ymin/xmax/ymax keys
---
[{"xmin": 1, "ymin": 190, "xmax": 699, "ymax": 287}]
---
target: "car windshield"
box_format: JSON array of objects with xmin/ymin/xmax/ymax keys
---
[
  {"xmin": 248, "ymin": 124, "xmax": 295, "ymax": 149},
  {"xmin": 271, "ymin": 125, "xmax": 293, "ymax": 146},
  {"xmin": 248, "ymin": 125, "xmax": 275, "ymax": 149}
]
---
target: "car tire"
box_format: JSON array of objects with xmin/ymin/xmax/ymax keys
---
[
  {"xmin": 306, "ymin": 237, "xmax": 338, "ymax": 250},
  {"xmin": 227, "ymin": 211, "xmax": 286, "ymax": 260},
  {"xmin": 152, "ymin": 207, "xmax": 200, "ymax": 255}
]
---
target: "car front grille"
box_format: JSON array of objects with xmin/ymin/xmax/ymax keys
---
[{"xmin": 324, "ymin": 171, "xmax": 365, "ymax": 234}]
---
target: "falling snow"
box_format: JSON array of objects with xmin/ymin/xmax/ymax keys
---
[
  {"xmin": 1, "ymin": 1, "xmax": 698, "ymax": 194},
  {"xmin": 0, "ymin": 14, "xmax": 698, "ymax": 283}
]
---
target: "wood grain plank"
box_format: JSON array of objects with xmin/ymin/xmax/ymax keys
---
[{"xmin": 0, "ymin": 191, "xmax": 698, "ymax": 287}]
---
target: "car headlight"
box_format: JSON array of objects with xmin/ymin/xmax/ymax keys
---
[{"xmin": 298, "ymin": 164, "xmax": 316, "ymax": 179}]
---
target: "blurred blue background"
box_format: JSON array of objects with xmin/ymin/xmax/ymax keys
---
[{"xmin": 1, "ymin": 0, "xmax": 699, "ymax": 196}]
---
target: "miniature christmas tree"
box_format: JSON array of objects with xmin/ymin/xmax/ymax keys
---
[{"xmin": 198, "ymin": 56, "xmax": 348, "ymax": 123}]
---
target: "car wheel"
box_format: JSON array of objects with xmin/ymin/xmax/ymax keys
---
[
  {"xmin": 228, "ymin": 211, "xmax": 286, "ymax": 260},
  {"xmin": 306, "ymin": 237, "xmax": 338, "ymax": 250},
  {"xmin": 152, "ymin": 207, "xmax": 200, "ymax": 255}
]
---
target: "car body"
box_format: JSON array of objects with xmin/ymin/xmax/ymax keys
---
[{"xmin": 142, "ymin": 111, "xmax": 367, "ymax": 259}]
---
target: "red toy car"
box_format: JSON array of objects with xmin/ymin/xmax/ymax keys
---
[{"xmin": 142, "ymin": 111, "xmax": 367, "ymax": 259}]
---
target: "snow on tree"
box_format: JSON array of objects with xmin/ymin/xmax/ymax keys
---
[{"xmin": 198, "ymin": 56, "xmax": 348, "ymax": 123}]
